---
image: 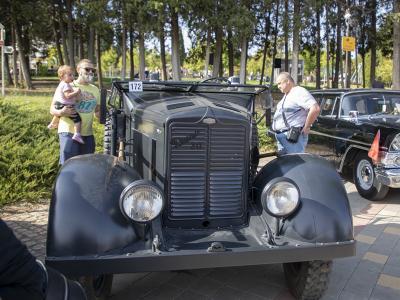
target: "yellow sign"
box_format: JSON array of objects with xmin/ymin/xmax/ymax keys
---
[{"xmin": 342, "ymin": 36, "xmax": 356, "ymax": 52}]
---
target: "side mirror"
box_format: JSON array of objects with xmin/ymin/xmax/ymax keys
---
[{"xmin": 99, "ymin": 88, "xmax": 107, "ymax": 124}]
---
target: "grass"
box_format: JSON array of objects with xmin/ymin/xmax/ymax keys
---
[{"xmin": 0, "ymin": 94, "xmax": 104, "ymax": 207}]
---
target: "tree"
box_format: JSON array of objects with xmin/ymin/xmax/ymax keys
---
[
  {"xmin": 65, "ymin": 0, "xmax": 76, "ymax": 70},
  {"xmin": 291, "ymin": 0, "xmax": 300, "ymax": 83},
  {"xmin": 368, "ymin": 0, "xmax": 377, "ymax": 85},
  {"xmin": 393, "ymin": 0, "xmax": 400, "ymax": 89}
]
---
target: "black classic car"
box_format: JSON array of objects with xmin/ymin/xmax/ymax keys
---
[
  {"xmin": 45, "ymin": 81, "xmax": 355, "ymax": 299},
  {"xmin": 307, "ymin": 89, "xmax": 400, "ymax": 201}
]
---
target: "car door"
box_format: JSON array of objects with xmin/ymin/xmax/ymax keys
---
[
  {"xmin": 308, "ymin": 93, "xmax": 341, "ymax": 165},
  {"xmin": 333, "ymin": 93, "xmax": 373, "ymax": 168}
]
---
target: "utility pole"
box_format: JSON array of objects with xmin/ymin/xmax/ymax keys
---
[
  {"xmin": 344, "ymin": 9, "xmax": 352, "ymax": 88},
  {"xmin": 0, "ymin": 23, "xmax": 5, "ymax": 97}
]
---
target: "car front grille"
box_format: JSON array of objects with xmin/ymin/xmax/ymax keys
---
[{"xmin": 167, "ymin": 122, "xmax": 248, "ymax": 222}]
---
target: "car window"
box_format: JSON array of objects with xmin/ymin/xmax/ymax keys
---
[
  {"xmin": 320, "ymin": 94, "xmax": 338, "ymax": 117},
  {"xmin": 312, "ymin": 93, "xmax": 323, "ymax": 105},
  {"xmin": 341, "ymin": 93, "xmax": 400, "ymax": 118},
  {"xmin": 341, "ymin": 94, "xmax": 374, "ymax": 117}
]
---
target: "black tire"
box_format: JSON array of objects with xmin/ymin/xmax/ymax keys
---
[
  {"xmin": 103, "ymin": 113, "xmax": 117, "ymax": 156},
  {"xmin": 80, "ymin": 274, "xmax": 113, "ymax": 300},
  {"xmin": 283, "ymin": 260, "xmax": 332, "ymax": 300},
  {"xmin": 103, "ymin": 117, "xmax": 112, "ymax": 155},
  {"xmin": 353, "ymin": 152, "xmax": 389, "ymax": 201}
]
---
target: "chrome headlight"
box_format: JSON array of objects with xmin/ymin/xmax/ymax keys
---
[
  {"xmin": 380, "ymin": 152, "xmax": 400, "ymax": 167},
  {"xmin": 389, "ymin": 133, "xmax": 400, "ymax": 152},
  {"xmin": 261, "ymin": 178, "xmax": 300, "ymax": 218},
  {"xmin": 119, "ymin": 180, "xmax": 164, "ymax": 223}
]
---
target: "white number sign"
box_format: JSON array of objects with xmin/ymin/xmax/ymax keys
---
[{"xmin": 129, "ymin": 81, "xmax": 143, "ymax": 92}]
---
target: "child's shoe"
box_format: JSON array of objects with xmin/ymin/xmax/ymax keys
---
[
  {"xmin": 47, "ymin": 123, "xmax": 58, "ymax": 129},
  {"xmin": 72, "ymin": 133, "xmax": 85, "ymax": 144}
]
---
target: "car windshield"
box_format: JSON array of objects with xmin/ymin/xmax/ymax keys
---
[{"xmin": 341, "ymin": 93, "xmax": 400, "ymax": 117}]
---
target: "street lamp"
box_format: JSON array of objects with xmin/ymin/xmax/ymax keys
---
[{"xmin": 344, "ymin": 9, "xmax": 352, "ymax": 89}]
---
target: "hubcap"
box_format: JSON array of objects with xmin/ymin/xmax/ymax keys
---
[{"xmin": 357, "ymin": 159, "xmax": 374, "ymax": 190}]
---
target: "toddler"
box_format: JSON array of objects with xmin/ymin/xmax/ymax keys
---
[{"xmin": 48, "ymin": 65, "xmax": 84, "ymax": 144}]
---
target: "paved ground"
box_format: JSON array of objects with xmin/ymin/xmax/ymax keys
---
[{"xmin": 1, "ymin": 181, "xmax": 400, "ymax": 299}]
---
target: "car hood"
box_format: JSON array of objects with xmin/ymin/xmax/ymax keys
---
[{"xmin": 127, "ymin": 91, "xmax": 251, "ymax": 124}]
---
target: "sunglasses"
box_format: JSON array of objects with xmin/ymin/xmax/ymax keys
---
[{"xmin": 84, "ymin": 68, "xmax": 96, "ymax": 73}]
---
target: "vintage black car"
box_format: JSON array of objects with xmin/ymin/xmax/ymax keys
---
[
  {"xmin": 46, "ymin": 81, "xmax": 355, "ymax": 299},
  {"xmin": 307, "ymin": 89, "xmax": 400, "ymax": 201}
]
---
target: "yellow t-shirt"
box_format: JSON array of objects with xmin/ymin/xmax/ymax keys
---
[{"xmin": 58, "ymin": 81, "xmax": 100, "ymax": 136}]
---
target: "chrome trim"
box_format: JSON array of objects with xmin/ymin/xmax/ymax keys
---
[
  {"xmin": 310, "ymin": 130, "xmax": 371, "ymax": 147},
  {"xmin": 375, "ymin": 168, "xmax": 400, "ymax": 188},
  {"xmin": 338, "ymin": 145, "xmax": 369, "ymax": 173}
]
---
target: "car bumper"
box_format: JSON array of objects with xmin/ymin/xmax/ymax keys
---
[
  {"xmin": 376, "ymin": 168, "xmax": 400, "ymax": 188},
  {"xmin": 46, "ymin": 240, "xmax": 355, "ymax": 277}
]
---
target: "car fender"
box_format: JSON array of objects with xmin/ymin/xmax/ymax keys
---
[
  {"xmin": 46, "ymin": 154, "xmax": 141, "ymax": 257},
  {"xmin": 254, "ymin": 153, "xmax": 353, "ymax": 243}
]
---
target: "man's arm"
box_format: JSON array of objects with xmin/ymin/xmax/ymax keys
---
[
  {"xmin": 302, "ymin": 103, "xmax": 320, "ymax": 134},
  {"xmin": 94, "ymin": 104, "xmax": 100, "ymax": 119},
  {"xmin": 50, "ymin": 97, "xmax": 76, "ymax": 117}
]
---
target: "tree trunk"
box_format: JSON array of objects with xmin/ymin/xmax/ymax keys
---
[
  {"xmin": 316, "ymin": 5, "xmax": 321, "ymax": 89},
  {"xmin": 159, "ymin": 23, "xmax": 167, "ymax": 81},
  {"xmin": 219, "ymin": 53, "xmax": 223, "ymax": 77},
  {"xmin": 212, "ymin": 26, "xmax": 223, "ymax": 78},
  {"xmin": 393, "ymin": 0, "xmax": 400, "ymax": 89},
  {"xmin": 284, "ymin": 0, "xmax": 289, "ymax": 72},
  {"xmin": 4, "ymin": 51, "xmax": 13, "ymax": 86},
  {"xmin": 260, "ymin": 11, "xmax": 270, "ymax": 85},
  {"xmin": 121, "ymin": 21, "xmax": 127, "ymax": 80},
  {"xmin": 369, "ymin": 0, "xmax": 377, "ymax": 86},
  {"xmin": 333, "ymin": 3, "xmax": 341, "ymax": 88},
  {"xmin": 291, "ymin": 0, "xmax": 300, "ymax": 83},
  {"xmin": 52, "ymin": 4, "xmax": 64, "ymax": 65},
  {"xmin": 78, "ymin": 25, "xmax": 84, "ymax": 60},
  {"xmin": 270, "ymin": 0, "xmax": 279, "ymax": 85},
  {"xmin": 88, "ymin": 27, "xmax": 95, "ymax": 62},
  {"xmin": 58, "ymin": 1, "xmax": 70, "ymax": 65},
  {"xmin": 66, "ymin": 0, "xmax": 75, "ymax": 70},
  {"xmin": 170, "ymin": 9, "xmax": 181, "ymax": 80},
  {"xmin": 13, "ymin": 20, "xmax": 32, "ymax": 89},
  {"xmin": 129, "ymin": 28, "xmax": 134, "ymax": 80},
  {"xmin": 227, "ymin": 29, "xmax": 234, "ymax": 77},
  {"xmin": 325, "ymin": 5, "xmax": 330, "ymax": 88},
  {"xmin": 204, "ymin": 28, "xmax": 211, "ymax": 79},
  {"xmin": 239, "ymin": 37, "xmax": 247, "ymax": 84},
  {"xmin": 11, "ymin": 24, "xmax": 18, "ymax": 87},
  {"xmin": 96, "ymin": 31, "xmax": 103, "ymax": 89},
  {"xmin": 138, "ymin": 30, "xmax": 146, "ymax": 80}
]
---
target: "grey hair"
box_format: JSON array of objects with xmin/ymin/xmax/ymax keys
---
[{"xmin": 277, "ymin": 72, "xmax": 295, "ymax": 84}]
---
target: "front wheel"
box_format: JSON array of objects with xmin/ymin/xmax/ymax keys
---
[
  {"xmin": 80, "ymin": 274, "xmax": 113, "ymax": 300},
  {"xmin": 353, "ymin": 152, "xmax": 389, "ymax": 201},
  {"xmin": 283, "ymin": 260, "xmax": 332, "ymax": 300}
]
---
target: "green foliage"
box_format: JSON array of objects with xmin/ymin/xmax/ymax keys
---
[
  {"xmin": 0, "ymin": 95, "xmax": 104, "ymax": 207},
  {"xmin": 256, "ymin": 112, "xmax": 275, "ymax": 153}
]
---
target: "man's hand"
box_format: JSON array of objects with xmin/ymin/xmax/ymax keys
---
[
  {"xmin": 60, "ymin": 105, "xmax": 77, "ymax": 118},
  {"xmin": 302, "ymin": 126, "xmax": 311, "ymax": 135}
]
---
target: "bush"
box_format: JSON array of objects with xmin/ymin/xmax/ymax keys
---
[{"xmin": 0, "ymin": 96, "xmax": 103, "ymax": 207}]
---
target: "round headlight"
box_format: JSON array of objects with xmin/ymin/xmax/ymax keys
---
[
  {"xmin": 261, "ymin": 178, "xmax": 300, "ymax": 218},
  {"xmin": 119, "ymin": 180, "xmax": 164, "ymax": 223}
]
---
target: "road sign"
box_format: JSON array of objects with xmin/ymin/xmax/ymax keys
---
[{"xmin": 342, "ymin": 36, "xmax": 356, "ymax": 52}]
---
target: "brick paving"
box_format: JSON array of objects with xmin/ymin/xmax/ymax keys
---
[{"xmin": 1, "ymin": 187, "xmax": 400, "ymax": 299}]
